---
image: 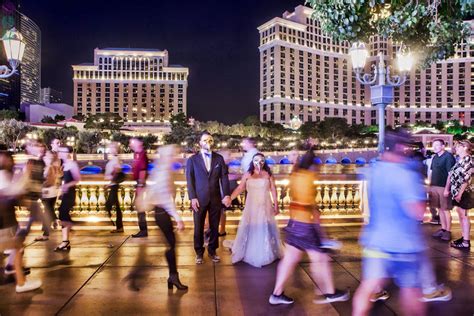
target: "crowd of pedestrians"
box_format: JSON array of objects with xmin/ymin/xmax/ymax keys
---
[{"xmin": 0, "ymin": 131, "xmax": 472, "ymax": 316}]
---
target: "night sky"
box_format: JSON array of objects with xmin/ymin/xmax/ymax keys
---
[{"xmin": 20, "ymin": 0, "xmax": 304, "ymax": 124}]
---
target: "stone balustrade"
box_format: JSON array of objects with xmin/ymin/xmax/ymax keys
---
[{"xmin": 16, "ymin": 178, "xmax": 367, "ymax": 225}]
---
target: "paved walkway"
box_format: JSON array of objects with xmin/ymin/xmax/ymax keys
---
[{"xmin": 1, "ymin": 224, "xmax": 474, "ymax": 315}]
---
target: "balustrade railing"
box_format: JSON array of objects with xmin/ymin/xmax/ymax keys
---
[{"xmin": 16, "ymin": 179, "xmax": 367, "ymax": 224}]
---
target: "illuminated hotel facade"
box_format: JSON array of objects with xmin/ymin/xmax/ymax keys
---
[
  {"xmin": 72, "ymin": 48, "xmax": 188, "ymax": 123},
  {"xmin": 258, "ymin": 5, "xmax": 474, "ymax": 126}
]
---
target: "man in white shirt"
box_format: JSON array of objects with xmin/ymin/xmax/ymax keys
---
[{"xmin": 240, "ymin": 138, "xmax": 258, "ymax": 174}]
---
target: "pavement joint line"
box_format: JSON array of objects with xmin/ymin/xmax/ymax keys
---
[
  {"xmin": 54, "ymin": 235, "xmax": 131, "ymax": 316},
  {"xmin": 213, "ymin": 262, "xmax": 218, "ymax": 316},
  {"xmin": 332, "ymin": 257, "xmax": 401, "ymax": 314}
]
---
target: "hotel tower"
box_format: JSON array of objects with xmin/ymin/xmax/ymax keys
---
[
  {"xmin": 258, "ymin": 5, "xmax": 474, "ymax": 126},
  {"xmin": 73, "ymin": 48, "xmax": 188, "ymax": 124}
]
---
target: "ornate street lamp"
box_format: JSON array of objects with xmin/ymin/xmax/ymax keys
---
[
  {"xmin": 0, "ymin": 28, "xmax": 26, "ymax": 79},
  {"xmin": 349, "ymin": 42, "xmax": 414, "ymax": 153}
]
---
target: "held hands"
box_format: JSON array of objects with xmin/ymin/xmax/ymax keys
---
[
  {"xmin": 454, "ymin": 193, "xmax": 462, "ymax": 203},
  {"xmin": 443, "ymin": 189, "xmax": 450, "ymax": 198},
  {"xmin": 273, "ymin": 204, "xmax": 279, "ymax": 215},
  {"xmin": 222, "ymin": 196, "xmax": 231, "ymax": 208},
  {"xmin": 191, "ymin": 199, "xmax": 200, "ymax": 212}
]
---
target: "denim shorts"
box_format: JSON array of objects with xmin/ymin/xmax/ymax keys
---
[
  {"xmin": 362, "ymin": 248, "xmax": 422, "ymax": 288},
  {"xmin": 284, "ymin": 220, "xmax": 325, "ymax": 252}
]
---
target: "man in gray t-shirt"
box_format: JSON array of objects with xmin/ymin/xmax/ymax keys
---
[
  {"xmin": 240, "ymin": 138, "xmax": 258, "ymax": 174},
  {"xmin": 430, "ymin": 139, "xmax": 456, "ymax": 241}
]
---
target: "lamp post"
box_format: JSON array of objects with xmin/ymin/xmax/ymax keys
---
[
  {"xmin": 0, "ymin": 28, "xmax": 26, "ymax": 79},
  {"xmin": 349, "ymin": 42, "xmax": 414, "ymax": 153}
]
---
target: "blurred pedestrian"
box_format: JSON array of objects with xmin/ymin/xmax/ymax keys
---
[
  {"xmin": 54, "ymin": 146, "xmax": 80, "ymax": 251},
  {"xmin": 0, "ymin": 150, "xmax": 42, "ymax": 293},
  {"xmin": 353, "ymin": 131, "xmax": 427, "ymax": 316},
  {"xmin": 142, "ymin": 145, "xmax": 187, "ymax": 290},
  {"xmin": 240, "ymin": 137, "xmax": 258, "ymax": 174},
  {"xmin": 35, "ymin": 150, "xmax": 62, "ymax": 241},
  {"xmin": 269, "ymin": 152, "xmax": 349, "ymax": 305},
  {"xmin": 129, "ymin": 137, "xmax": 149, "ymax": 238},
  {"xmin": 23, "ymin": 140, "xmax": 46, "ymax": 239},
  {"xmin": 105, "ymin": 142, "xmax": 124, "ymax": 233},
  {"xmin": 51, "ymin": 138, "xmax": 61, "ymax": 154},
  {"xmin": 445, "ymin": 140, "xmax": 473, "ymax": 249}
]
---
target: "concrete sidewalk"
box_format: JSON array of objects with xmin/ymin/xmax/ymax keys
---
[{"xmin": 1, "ymin": 224, "xmax": 474, "ymax": 315}]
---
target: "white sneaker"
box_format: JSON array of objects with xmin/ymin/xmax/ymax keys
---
[{"xmin": 16, "ymin": 279, "xmax": 42, "ymax": 293}]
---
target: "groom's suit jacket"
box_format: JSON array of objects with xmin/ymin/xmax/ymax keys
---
[{"xmin": 186, "ymin": 151, "xmax": 231, "ymax": 207}]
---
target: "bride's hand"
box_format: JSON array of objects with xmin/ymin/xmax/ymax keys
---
[{"xmin": 273, "ymin": 205, "xmax": 279, "ymax": 215}]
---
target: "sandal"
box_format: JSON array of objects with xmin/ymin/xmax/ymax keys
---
[{"xmin": 54, "ymin": 240, "xmax": 71, "ymax": 252}]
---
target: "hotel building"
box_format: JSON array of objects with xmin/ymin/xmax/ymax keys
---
[
  {"xmin": 19, "ymin": 11, "xmax": 41, "ymax": 104},
  {"xmin": 72, "ymin": 48, "xmax": 189, "ymax": 123},
  {"xmin": 258, "ymin": 5, "xmax": 474, "ymax": 126}
]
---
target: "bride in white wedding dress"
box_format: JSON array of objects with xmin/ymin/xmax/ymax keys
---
[{"xmin": 224, "ymin": 153, "xmax": 282, "ymax": 268}]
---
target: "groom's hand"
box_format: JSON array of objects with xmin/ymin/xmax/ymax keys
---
[
  {"xmin": 191, "ymin": 199, "xmax": 200, "ymax": 212},
  {"xmin": 222, "ymin": 196, "xmax": 231, "ymax": 207}
]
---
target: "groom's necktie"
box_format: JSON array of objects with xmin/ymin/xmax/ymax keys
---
[{"xmin": 203, "ymin": 153, "xmax": 211, "ymax": 172}]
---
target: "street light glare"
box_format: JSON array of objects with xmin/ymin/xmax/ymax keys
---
[
  {"xmin": 396, "ymin": 51, "xmax": 414, "ymax": 73},
  {"xmin": 349, "ymin": 42, "xmax": 369, "ymax": 70}
]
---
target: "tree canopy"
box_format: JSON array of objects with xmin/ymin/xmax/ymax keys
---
[{"xmin": 84, "ymin": 113, "xmax": 124, "ymax": 131}]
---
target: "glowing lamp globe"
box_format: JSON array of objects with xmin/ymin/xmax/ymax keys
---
[
  {"xmin": 349, "ymin": 42, "xmax": 368, "ymax": 71},
  {"xmin": 2, "ymin": 28, "xmax": 25, "ymax": 69}
]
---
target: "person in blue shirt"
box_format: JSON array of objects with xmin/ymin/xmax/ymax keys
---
[{"xmin": 353, "ymin": 130, "xmax": 427, "ymax": 316}]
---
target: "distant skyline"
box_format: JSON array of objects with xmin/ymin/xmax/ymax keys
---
[{"xmin": 20, "ymin": 0, "xmax": 303, "ymax": 124}]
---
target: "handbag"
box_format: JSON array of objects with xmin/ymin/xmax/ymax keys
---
[{"xmin": 134, "ymin": 188, "xmax": 155, "ymax": 213}]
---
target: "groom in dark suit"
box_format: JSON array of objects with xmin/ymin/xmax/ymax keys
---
[{"xmin": 186, "ymin": 132, "xmax": 231, "ymax": 264}]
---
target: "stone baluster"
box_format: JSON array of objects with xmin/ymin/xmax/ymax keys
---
[
  {"xmin": 276, "ymin": 186, "xmax": 283, "ymax": 208},
  {"xmin": 338, "ymin": 185, "xmax": 346, "ymax": 212},
  {"xmin": 330, "ymin": 186, "xmax": 338, "ymax": 211},
  {"xmin": 175, "ymin": 187, "xmax": 182, "ymax": 209},
  {"xmin": 322, "ymin": 185, "xmax": 330, "ymax": 212},
  {"xmin": 353, "ymin": 185, "xmax": 361, "ymax": 212},
  {"xmin": 123, "ymin": 187, "xmax": 133, "ymax": 211},
  {"xmin": 315, "ymin": 185, "xmax": 323, "ymax": 208},
  {"xmin": 74, "ymin": 188, "xmax": 81, "ymax": 212},
  {"xmin": 118, "ymin": 186, "xmax": 125, "ymax": 211},
  {"xmin": 283, "ymin": 187, "xmax": 291, "ymax": 206},
  {"xmin": 346, "ymin": 186, "xmax": 354, "ymax": 211},
  {"xmin": 98, "ymin": 187, "xmax": 106, "ymax": 213},
  {"xmin": 80, "ymin": 187, "xmax": 89, "ymax": 212},
  {"xmin": 182, "ymin": 187, "xmax": 190, "ymax": 209},
  {"xmin": 89, "ymin": 186, "xmax": 98, "ymax": 213}
]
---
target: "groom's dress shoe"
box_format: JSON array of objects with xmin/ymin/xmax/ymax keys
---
[
  {"xmin": 195, "ymin": 255, "xmax": 203, "ymax": 265},
  {"xmin": 208, "ymin": 254, "xmax": 220, "ymax": 263}
]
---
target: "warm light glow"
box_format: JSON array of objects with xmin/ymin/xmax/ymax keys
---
[
  {"xmin": 349, "ymin": 42, "xmax": 368, "ymax": 70},
  {"xmin": 396, "ymin": 50, "xmax": 414, "ymax": 73}
]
